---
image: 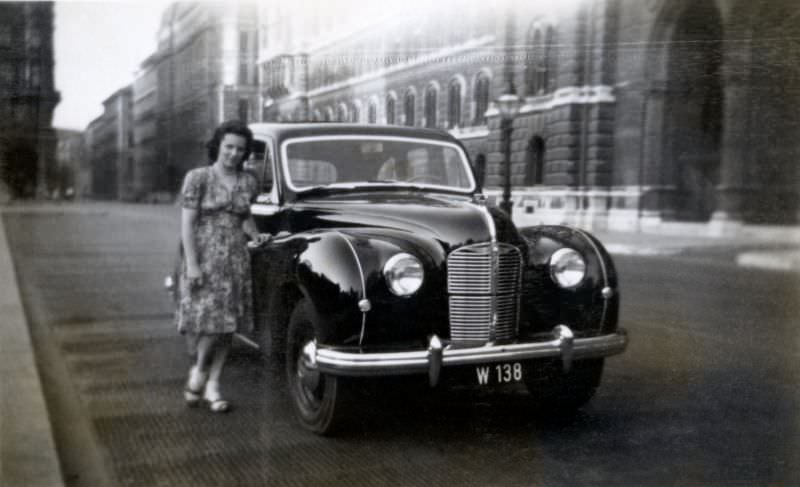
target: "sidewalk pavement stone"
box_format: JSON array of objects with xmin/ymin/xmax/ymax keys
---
[{"xmin": 0, "ymin": 210, "xmax": 65, "ymax": 487}]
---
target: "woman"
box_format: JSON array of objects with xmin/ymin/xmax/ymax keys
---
[{"xmin": 176, "ymin": 120, "xmax": 269, "ymax": 413}]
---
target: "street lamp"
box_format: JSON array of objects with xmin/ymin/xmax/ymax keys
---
[{"xmin": 497, "ymin": 85, "xmax": 521, "ymax": 217}]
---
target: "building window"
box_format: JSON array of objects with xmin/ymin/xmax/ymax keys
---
[
  {"xmin": 324, "ymin": 107, "xmax": 333, "ymax": 122},
  {"xmin": 368, "ymin": 101, "xmax": 377, "ymax": 123},
  {"xmin": 404, "ymin": 90, "xmax": 415, "ymax": 126},
  {"xmin": 28, "ymin": 29, "xmax": 41, "ymax": 49},
  {"xmin": 28, "ymin": 64, "xmax": 40, "ymax": 88},
  {"xmin": 424, "ymin": 85, "xmax": 437, "ymax": 128},
  {"xmin": 473, "ymin": 73, "xmax": 490, "ymax": 125},
  {"xmin": 0, "ymin": 62, "xmax": 14, "ymax": 85},
  {"xmin": 386, "ymin": 95, "xmax": 395, "ymax": 124},
  {"xmin": 239, "ymin": 62, "xmax": 249, "ymax": 85},
  {"xmin": 545, "ymin": 27, "xmax": 557, "ymax": 92},
  {"xmin": 336, "ymin": 104, "xmax": 347, "ymax": 122},
  {"xmin": 0, "ymin": 25, "xmax": 10, "ymax": 48},
  {"xmin": 240, "ymin": 31, "xmax": 249, "ymax": 53},
  {"xmin": 238, "ymin": 99, "xmax": 249, "ymax": 123},
  {"xmin": 525, "ymin": 136, "xmax": 545, "ymax": 185},
  {"xmin": 447, "ymin": 79, "xmax": 461, "ymax": 128},
  {"xmin": 526, "ymin": 26, "xmax": 556, "ymax": 96},
  {"xmin": 351, "ymin": 104, "xmax": 360, "ymax": 123}
]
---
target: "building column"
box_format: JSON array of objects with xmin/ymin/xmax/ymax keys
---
[
  {"xmin": 638, "ymin": 82, "xmax": 677, "ymax": 222},
  {"xmin": 711, "ymin": 40, "xmax": 753, "ymax": 226}
]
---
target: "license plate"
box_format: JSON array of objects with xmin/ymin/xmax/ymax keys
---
[{"xmin": 475, "ymin": 362, "xmax": 524, "ymax": 385}]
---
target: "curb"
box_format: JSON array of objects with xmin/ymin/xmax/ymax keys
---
[
  {"xmin": 736, "ymin": 250, "xmax": 800, "ymax": 272},
  {"xmin": 0, "ymin": 213, "xmax": 65, "ymax": 486},
  {"xmin": 603, "ymin": 244, "xmax": 682, "ymax": 257},
  {"xmin": 606, "ymin": 244, "xmax": 800, "ymax": 272}
]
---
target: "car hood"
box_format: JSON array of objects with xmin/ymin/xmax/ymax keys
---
[{"xmin": 289, "ymin": 192, "xmax": 497, "ymax": 250}]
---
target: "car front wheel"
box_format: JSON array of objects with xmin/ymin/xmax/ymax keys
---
[
  {"xmin": 524, "ymin": 358, "xmax": 604, "ymax": 413},
  {"xmin": 286, "ymin": 298, "xmax": 351, "ymax": 435}
]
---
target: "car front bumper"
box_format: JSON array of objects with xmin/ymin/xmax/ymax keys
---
[{"xmin": 301, "ymin": 325, "xmax": 628, "ymax": 387}]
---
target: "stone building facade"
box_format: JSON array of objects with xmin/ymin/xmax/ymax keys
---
[
  {"xmin": 54, "ymin": 128, "xmax": 84, "ymax": 198},
  {"xmin": 90, "ymin": 0, "xmax": 799, "ymax": 228},
  {"xmin": 256, "ymin": 0, "xmax": 800, "ymax": 229},
  {"xmin": 146, "ymin": 1, "xmax": 260, "ymax": 195},
  {"xmin": 132, "ymin": 53, "xmax": 162, "ymax": 201},
  {"xmin": 86, "ymin": 86, "xmax": 133, "ymax": 200},
  {"xmin": 0, "ymin": 1, "xmax": 60, "ymax": 200}
]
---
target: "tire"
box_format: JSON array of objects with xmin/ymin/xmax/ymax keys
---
[
  {"xmin": 286, "ymin": 298, "xmax": 351, "ymax": 435},
  {"xmin": 524, "ymin": 358, "xmax": 604, "ymax": 413}
]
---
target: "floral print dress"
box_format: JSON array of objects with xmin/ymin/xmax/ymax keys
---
[{"xmin": 176, "ymin": 166, "xmax": 257, "ymax": 337}]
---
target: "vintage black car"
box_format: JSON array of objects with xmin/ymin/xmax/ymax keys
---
[{"xmin": 169, "ymin": 123, "xmax": 628, "ymax": 434}]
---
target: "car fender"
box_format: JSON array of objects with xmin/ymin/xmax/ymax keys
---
[
  {"xmin": 518, "ymin": 225, "xmax": 619, "ymax": 336},
  {"xmin": 333, "ymin": 228, "xmax": 449, "ymax": 346}
]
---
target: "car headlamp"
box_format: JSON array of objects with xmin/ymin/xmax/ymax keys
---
[
  {"xmin": 549, "ymin": 248, "xmax": 586, "ymax": 288},
  {"xmin": 383, "ymin": 253, "xmax": 424, "ymax": 296}
]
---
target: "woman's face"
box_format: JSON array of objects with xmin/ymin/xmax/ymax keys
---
[{"xmin": 216, "ymin": 133, "xmax": 248, "ymax": 170}]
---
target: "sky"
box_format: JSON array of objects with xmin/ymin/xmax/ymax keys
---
[{"xmin": 52, "ymin": 1, "xmax": 169, "ymax": 130}]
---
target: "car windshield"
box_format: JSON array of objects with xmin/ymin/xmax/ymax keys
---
[{"xmin": 282, "ymin": 136, "xmax": 475, "ymax": 192}]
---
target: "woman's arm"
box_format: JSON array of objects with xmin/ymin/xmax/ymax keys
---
[
  {"xmin": 243, "ymin": 214, "xmax": 273, "ymax": 247},
  {"xmin": 242, "ymin": 215, "xmax": 259, "ymax": 240},
  {"xmin": 181, "ymin": 207, "xmax": 202, "ymax": 281}
]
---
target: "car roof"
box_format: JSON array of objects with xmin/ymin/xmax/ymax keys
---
[{"xmin": 248, "ymin": 122, "xmax": 459, "ymax": 144}]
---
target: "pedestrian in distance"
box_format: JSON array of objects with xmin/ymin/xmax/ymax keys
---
[{"xmin": 176, "ymin": 119, "xmax": 270, "ymax": 413}]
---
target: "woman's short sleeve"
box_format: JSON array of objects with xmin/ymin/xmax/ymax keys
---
[{"xmin": 180, "ymin": 168, "xmax": 205, "ymax": 209}]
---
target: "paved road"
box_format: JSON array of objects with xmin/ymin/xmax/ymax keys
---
[{"xmin": 5, "ymin": 204, "xmax": 800, "ymax": 486}]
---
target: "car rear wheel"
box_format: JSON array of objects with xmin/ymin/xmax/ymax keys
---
[
  {"xmin": 524, "ymin": 358, "xmax": 604, "ymax": 413},
  {"xmin": 286, "ymin": 298, "xmax": 351, "ymax": 435}
]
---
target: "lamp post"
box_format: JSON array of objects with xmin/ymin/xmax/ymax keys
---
[{"xmin": 497, "ymin": 85, "xmax": 521, "ymax": 217}]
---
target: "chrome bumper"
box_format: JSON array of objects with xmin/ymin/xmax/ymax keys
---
[{"xmin": 302, "ymin": 325, "xmax": 628, "ymax": 387}]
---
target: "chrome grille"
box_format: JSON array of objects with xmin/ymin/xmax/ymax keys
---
[{"xmin": 447, "ymin": 242, "xmax": 523, "ymax": 342}]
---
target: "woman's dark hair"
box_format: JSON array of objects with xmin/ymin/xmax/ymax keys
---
[{"xmin": 205, "ymin": 119, "xmax": 254, "ymax": 169}]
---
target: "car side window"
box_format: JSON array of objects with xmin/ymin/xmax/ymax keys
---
[{"xmin": 244, "ymin": 139, "xmax": 273, "ymax": 194}]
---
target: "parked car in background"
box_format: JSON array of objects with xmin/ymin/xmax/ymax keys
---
[{"xmin": 168, "ymin": 123, "xmax": 628, "ymax": 435}]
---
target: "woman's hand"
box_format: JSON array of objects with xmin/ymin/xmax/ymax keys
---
[{"xmin": 247, "ymin": 233, "xmax": 272, "ymax": 248}]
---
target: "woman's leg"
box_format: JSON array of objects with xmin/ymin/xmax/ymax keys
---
[
  {"xmin": 204, "ymin": 334, "xmax": 232, "ymax": 412},
  {"xmin": 195, "ymin": 335, "xmax": 215, "ymax": 371},
  {"xmin": 207, "ymin": 334, "xmax": 231, "ymax": 384},
  {"xmin": 184, "ymin": 335, "xmax": 214, "ymax": 404}
]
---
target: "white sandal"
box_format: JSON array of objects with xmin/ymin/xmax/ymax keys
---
[
  {"xmin": 184, "ymin": 366, "xmax": 207, "ymax": 407},
  {"xmin": 203, "ymin": 380, "xmax": 230, "ymax": 413}
]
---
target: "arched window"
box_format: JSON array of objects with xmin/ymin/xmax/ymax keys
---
[
  {"xmin": 447, "ymin": 79, "xmax": 462, "ymax": 128},
  {"xmin": 526, "ymin": 25, "xmax": 556, "ymax": 96},
  {"xmin": 324, "ymin": 107, "xmax": 334, "ymax": 122},
  {"xmin": 424, "ymin": 85, "xmax": 437, "ymax": 128},
  {"xmin": 473, "ymin": 73, "xmax": 490, "ymax": 125},
  {"xmin": 368, "ymin": 101, "xmax": 377, "ymax": 123},
  {"xmin": 336, "ymin": 104, "xmax": 347, "ymax": 122},
  {"xmin": 545, "ymin": 27, "xmax": 557, "ymax": 93},
  {"xmin": 386, "ymin": 95, "xmax": 396, "ymax": 124},
  {"xmin": 351, "ymin": 103, "xmax": 360, "ymax": 123},
  {"xmin": 525, "ymin": 136, "xmax": 545, "ymax": 185},
  {"xmin": 404, "ymin": 90, "xmax": 415, "ymax": 126}
]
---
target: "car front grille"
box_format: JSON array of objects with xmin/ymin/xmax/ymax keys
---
[{"xmin": 447, "ymin": 242, "xmax": 523, "ymax": 342}]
